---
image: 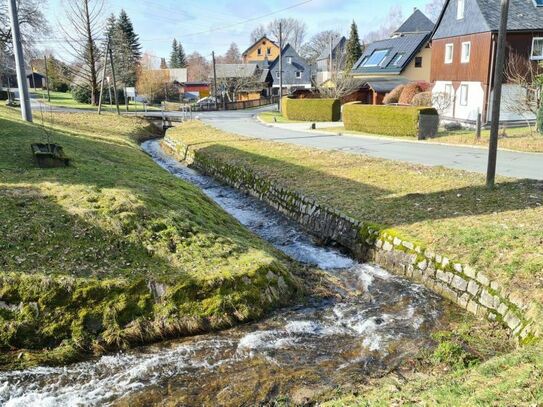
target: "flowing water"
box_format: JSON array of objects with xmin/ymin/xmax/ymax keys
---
[{"xmin": 0, "ymin": 140, "xmax": 445, "ymax": 406}]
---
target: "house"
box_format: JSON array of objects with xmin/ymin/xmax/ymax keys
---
[
  {"xmin": 268, "ymin": 43, "xmax": 312, "ymax": 95},
  {"xmin": 350, "ymin": 9, "xmax": 434, "ymax": 104},
  {"xmin": 150, "ymin": 68, "xmax": 188, "ymax": 84},
  {"xmin": 212, "ymin": 63, "xmax": 272, "ymax": 101},
  {"xmin": 180, "ymin": 82, "xmax": 209, "ymax": 99},
  {"xmin": 242, "ymin": 36, "xmax": 280, "ymax": 63},
  {"xmin": 431, "ymin": 0, "xmax": 543, "ymax": 124},
  {"xmin": 315, "ymin": 36, "xmax": 346, "ymax": 85},
  {"xmin": 27, "ymin": 72, "xmax": 47, "ymax": 89}
]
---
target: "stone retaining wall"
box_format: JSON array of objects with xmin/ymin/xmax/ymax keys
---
[{"xmin": 162, "ymin": 136, "xmax": 537, "ymax": 341}]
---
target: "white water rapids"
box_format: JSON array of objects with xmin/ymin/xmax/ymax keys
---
[{"xmin": 0, "ymin": 139, "xmax": 443, "ymax": 406}]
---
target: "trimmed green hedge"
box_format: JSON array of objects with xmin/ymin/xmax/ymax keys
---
[
  {"xmin": 282, "ymin": 97, "xmax": 341, "ymax": 122},
  {"xmin": 343, "ymin": 103, "xmax": 439, "ymax": 139}
]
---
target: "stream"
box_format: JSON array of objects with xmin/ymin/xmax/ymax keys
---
[{"xmin": 0, "ymin": 139, "xmax": 445, "ymax": 406}]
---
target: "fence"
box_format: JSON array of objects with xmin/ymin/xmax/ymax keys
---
[{"xmin": 189, "ymin": 96, "xmax": 279, "ymax": 112}]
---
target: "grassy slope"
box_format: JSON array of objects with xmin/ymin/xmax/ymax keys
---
[
  {"xmin": 168, "ymin": 121, "xmax": 543, "ymax": 304},
  {"xmin": 168, "ymin": 121, "xmax": 543, "ymax": 405},
  {"xmin": 0, "ymin": 107, "xmax": 299, "ymax": 367}
]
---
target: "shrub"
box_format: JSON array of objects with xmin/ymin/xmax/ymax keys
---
[
  {"xmin": 444, "ymin": 121, "xmax": 463, "ymax": 131},
  {"xmin": 383, "ymin": 84, "xmax": 405, "ymax": 105},
  {"xmin": 71, "ymin": 84, "xmax": 92, "ymax": 104},
  {"xmin": 282, "ymin": 97, "xmax": 341, "ymax": 122},
  {"xmin": 412, "ymin": 91, "xmax": 432, "ymax": 107},
  {"xmin": 0, "ymin": 90, "xmax": 9, "ymax": 101},
  {"xmin": 52, "ymin": 82, "xmax": 70, "ymax": 93},
  {"xmin": 537, "ymin": 103, "xmax": 543, "ymax": 134},
  {"xmin": 343, "ymin": 102, "xmax": 439, "ymax": 139},
  {"xmin": 398, "ymin": 82, "xmax": 423, "ymax": 105}
]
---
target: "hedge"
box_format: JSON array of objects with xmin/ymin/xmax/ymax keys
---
[
  {"xmin": 281, "ymin": 97, "xmax": 341, "ymax": 122},
  {"xmin": 343, "ymin": 103, "xmax": 439, "ymax": 139}
]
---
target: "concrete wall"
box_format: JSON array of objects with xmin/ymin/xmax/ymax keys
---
[{"xmin": 162, "ymin": 136, "xmax": 539, "ymax": 342}]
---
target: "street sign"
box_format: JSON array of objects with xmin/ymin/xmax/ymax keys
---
[{"xmin": 125, "ymin": 87, "xmax": 136, "ymax": 98}]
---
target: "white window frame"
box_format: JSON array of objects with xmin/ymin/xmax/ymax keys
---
[
  {"xmin": 531, "ymin": 37, "xmax": 543, "ymax": 60},
  {"xmin": 276, "ymin": 71, "xmax": 280, "ymax": 79},
  {"xmin": 287, "ymin": 56, "xmax": 292, "ymax": 64},
  {"xmin": 461, "ymin": 41, "xmax": 471, "ymax": 63},
  {"xmin": 295, "ymin": 71, "xmax": 302, "ymax": 79},
  {"xmin": 457, "ymin": 0, "xmax": 465, "ymax": 19},
  {"xmin": 444, "ymin": 84, "xmax": 454, "ymax": 102},
  {"xmin": 445, "ymin": 43, "xmax": 454, "ymax": 64},
  {"xmin": 459, "ymin": 84, "xmax": 469, "ymax": 106}
]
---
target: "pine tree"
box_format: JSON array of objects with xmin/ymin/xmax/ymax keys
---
[
  {"xmin": 105, "ymin": 14, "xmax": 117, "ymax": 43},
  {"xmin": 177, "ymin": 41, "xmax": 187, "ymax": 68},
  {"xmin": 169, "ymin": 39, "xmax": 179, "ymax": 68},
  {"xmin": 160, "ymin": 58, "xmax": 168, "ymax": 69},
  {"xmin": 117, "ymin": 9, "xmax": 142, "ymax": 61},
  {"xmin": 345, "ymin": 20, "xmax": 363, "ymax": 71}
]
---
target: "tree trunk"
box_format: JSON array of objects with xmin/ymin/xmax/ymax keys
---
[{"xmin": 84, "ymin": 0, "xmax": 98, "ymax": 105}]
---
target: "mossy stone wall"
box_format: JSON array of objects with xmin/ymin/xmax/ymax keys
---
[{"xmin": 164, "ymin": 135, "xmax": 538, "ymax": 342}]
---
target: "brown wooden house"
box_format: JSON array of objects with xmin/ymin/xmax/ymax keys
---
[{"xmin": 431, "ymin": 0, "xmax": 543, "ymax": 124}]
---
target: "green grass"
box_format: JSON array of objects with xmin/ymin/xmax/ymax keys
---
[
  {"xmin": 258, "ymin": 111, "xmax": 301, "ymax": 124},
  {"xmin": 31, "ymin": 90, "xmax": 159, "ymax": 112},
  {"xmin": 167, "ymin": 121, "xmax": 543, "ymax": 305},
  {"xmin": 319, "ymin": 125, "xmax": 543, "ymax": 153},
  {"xmin": 0, "ymin": 106, "xmax": 299, "ymax": 368}
]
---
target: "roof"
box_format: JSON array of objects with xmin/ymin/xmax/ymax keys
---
[
  {"xmin": 433, "ymin": 0, "xmax": 543, "ymax": 39},
  {"xmin": 268, "ymin": 44, "xmax": 312, "ymax": 85},
  {"xmin": 242, "ymin": 35, "xmax": 277, "ymax": 56},
  {"xmin": 365, "ymin": 77, "xmax": 410, "ymax": 93},
  {"xmin": 214, "ymin": 64, "xmax": 258, "ymax": 78},
  {"xmin": 317, "ymin": 36, "xmax": 346, "ymax": 61},
  {"xmin": 394, "ymin": 9, "xmax": 434, "ymax": 34},
  {"xmin": 352, "ymin": 32, "xmax": 431, "ymax": 75}
]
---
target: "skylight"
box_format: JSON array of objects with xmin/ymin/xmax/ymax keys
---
[{"xmin": 363, "ymin": 49, "xmax": 389, "ymax": 67}]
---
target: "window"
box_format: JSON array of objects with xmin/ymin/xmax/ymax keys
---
[
  {"xmin": 363, "ymin": 49, "xmax": 389, "ymax": 67},
  {"xmin": 457, "ymin": 0, "xmax": 465, "ymax": 19},
  {"xmin": 276, "ymin": 71, "xmax": 280, "ymax": 79},
  {"xmin": 445, "ymin": 43, "xmax": 454, "ymax": 63},
  {"xmin": 415, "ymin": 56, "xmax": 423, "ymax": 68},
  {"xmin": 392, "ymin": 53, "xmax": 405, "ymax": 66},
  {"xmin": 287, "ymin": 56, "xmax": 292, "ymax": 64},
  {"xmin": 295, "ymin": 71, "xmax": 302, "ymax": 79},
  {"xmin": 444, "ymin": 84, "xmax": 454, "ymax": 101},
  {"xmin": 534, "ymin": 0, "xmax": 543, "ymax": 5},
  {"xmin": 461, "ymin": 42, "xmax": 471, "ymax": 63},
  {"xmin": 257, "ymin": 48, "xmax": 262, "ymax": 56},
  {"xmin": 459, "ymin": 84, "xmax": 469, "ymax": 106},
  {"xmin": 531, "ymin": 37, "xmax": 543, "ymax": 60},
  {"xmin": 267, "ymin": 47, "xmax": 271, "ymax": 55}
]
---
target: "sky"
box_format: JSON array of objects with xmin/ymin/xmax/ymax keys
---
[{"xmin": 42, "ymin": 0, "xmax": 433, "ymax": 63}]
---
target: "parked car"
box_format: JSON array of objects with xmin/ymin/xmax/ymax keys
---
[
  {"xmin": 195, "ymin": 96, "xmax": 216, "ymax": 107},
  {"xmin": 181, "ymin": 93, "xmax": 198, "ymax": 103}
]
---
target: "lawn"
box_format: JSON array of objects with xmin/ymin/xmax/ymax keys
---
[
  {"xmin": 167, "ymin": 120, "xmax": 543, "ymax": 405},
  {"xmin": 31, "ymin": 90, "xmax": 159, "ymax": 112},
  {"xmin": 319, "ymin": 124, "xmax": 543, "ymax": 153},
  {"xmin": 0, "ymin": 106, "xmax": 299, "ymax": 368},
  {"xmin": 258, "ymin": 111, "xmax": 301, "ymax": 123}
]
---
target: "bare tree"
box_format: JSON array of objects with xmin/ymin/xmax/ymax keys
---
[
  {"xmin": 300, "ymin": 30, "xmax": 341, "ymax": 66},
  {"xmin": 0, "ymin": 0, "xmax": 49, "ymax": 52},
  {"xmin": 431, "ymin": 91, "xmax": 453, "ymax": 114},
  {"xmin": 214, "ymin": 68, "xmax": 263, "ymax": 102},
  {"xmin": 504, "ymin": 52, "xmax": 543, "ymax": 132},
  {"xmin": 425, "ymin": 0, "xmax": 446, "ymax": 22},
  {"xmin": 186, "ymin": 51, "xmax": 210, "ymax": 82},
  {"xmin": 250, "ymin": 24, "xmax": 266, "ymax": 43},
  {"xmin": 317, "ymin": 71, "xmax": 361, "ymax": 100},
  {"xmin": 60, "ymin": 0, "xmax": 105, "ymax": 105},
  {"xmin": 217, "ymin": 42, "xmax": 241, "ymax": 64},
  {"xmin": 250, "ymin": 18, "xmax": 307, "ymax": 52},
  {"xmin": 363, "ymin": 5, "xmax": 403, "ymax": 43}
]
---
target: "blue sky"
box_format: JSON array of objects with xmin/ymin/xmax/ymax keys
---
[{"xmin": 44, "ymin": 0, "xmax": 431, "ymax": 63}]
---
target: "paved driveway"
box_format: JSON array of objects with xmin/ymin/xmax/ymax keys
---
[{"xmin": 196, "ymin": 109, "xmax": 542, "ymax": 181}]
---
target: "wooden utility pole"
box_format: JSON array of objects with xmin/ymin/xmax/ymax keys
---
[
  {"xmin": 279, "ymin": 23, "xmax": 284, "ymax": 106},
  {"xmin": 108, "ymin": 46, "xmax": 120, "ymax": 115},
  {"xmin": 212, "ymin": 51, "xmax": 218, "ymax": 110},
  {"xmin": 8, "ymin": 0, "xmax": 32, "ymax": 122},
  {"xmin": 486, "ymin": 0, "xmax": 510, "ymax": 190},
  {"xmin": 97, "ymin": 40, "xmax": 110, "ymax": 115},
  {"xmin": 43, "ymin": 55, "xmax": 51, "ymax": 102}
]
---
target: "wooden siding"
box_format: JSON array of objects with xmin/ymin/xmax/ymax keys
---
[
  {"xmin": 430, "ymin": 32, "xmax": 494, "ymax": 84},
  {"xmin": 243, "ymin": 39, "xmax": 280, "ymax": 63}
]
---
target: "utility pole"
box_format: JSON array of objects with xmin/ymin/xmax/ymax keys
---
[
  {"xmin": 98, "ymin": 40, "xmax": 110, "ymax": 115},
  {"xmin": 43, "ymin": 55, "xmax": 51, "ymax": 102},
  {"xmin": 8, "ymin": 0, "xmax": 32, "ymax": 122},
  {"xmin": 278, "ymin": 22, "xmax": 283, "ymax": 112},
  {"xmin": 212, "ymin": 51, "xmax": 218, "ymax": 110},
  {"xmin": 486, "ymin": 0, "xmax": 510, "ymax": 190},
  {"xmin": 108, "ymin": 46, "xmax": 120, "ymax": 115},
  {"xmin": 329, "ymin": 32, "xmax": 333, "ymax": 78}
]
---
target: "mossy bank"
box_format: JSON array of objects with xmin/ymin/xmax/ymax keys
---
[{"xmin": 0, "ymin": 107, "xmax": 301, "ymax": 369}]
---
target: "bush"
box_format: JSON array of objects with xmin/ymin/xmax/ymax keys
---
[
  {"xmin": 71, "ymin": 84, "xmax": 92, "ymax": 104},
  {"xmin": 383, "ymin": 84, "xmax": 405, "ymax": 105},
  {"xmin": 52, "ymin": 82, "xmax": 70, "ymax": 93},
  {"xmin": 537, "ymin": 103, "xmax": 543, "ymax": 134},
  {"xmin": 343, "ymin": 102, "xmax": 439, "ymax": 139},
  {"xmin": 412, "ymin": 91, "xmax": 432, "ymax": 107},
  {"xmin": 282, "ymin": 97, "xmax": 341, "ymax": 122},
  {"xmin": 398, "ymin": 82, "xmax": 423, "ymax": 105},
  {"xmin": 0, "ymin": 90, "xmax": 9, "ymax": 101}
]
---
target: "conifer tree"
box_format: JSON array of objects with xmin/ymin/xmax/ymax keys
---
[
  {"xmin": 177, "ymin": 41, "xmax": 187, "ymax": 68},
  {"xmin": 169, "ymin": 39, "xmax": 179, "ymax": 68},
  {"xmin": 345, "ymin": 20, "xmax": 363, "ymax": 71},
  {"xmin": 160, "ymin": 58, "xmax": 168, "ymax": 69},
  {"xmin": 117, "ymin": 9, "xmax": 141, "ymax": 61}
]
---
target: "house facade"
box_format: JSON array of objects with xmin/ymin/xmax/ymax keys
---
[
  {"xmin": 242, "ymin": 36, "xmax": 280, "ymax": 64},
  {"xmin": 268, "ymin": 43, "xmax": 312, "ymax": 95},
  {"xmin": 212, "ymin": 63, "xmax": 271, "ymax": 101},
  {"xmin": 315, "ymin": 36, "xmax": 346, "ymax": 85},
  {"xmin": 350, "ymin": 9, "xmax": 434, "ymax": 104},
  {"xmin": 431, "ymin": 0, "xmax": 543, "ymax": 124}
]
